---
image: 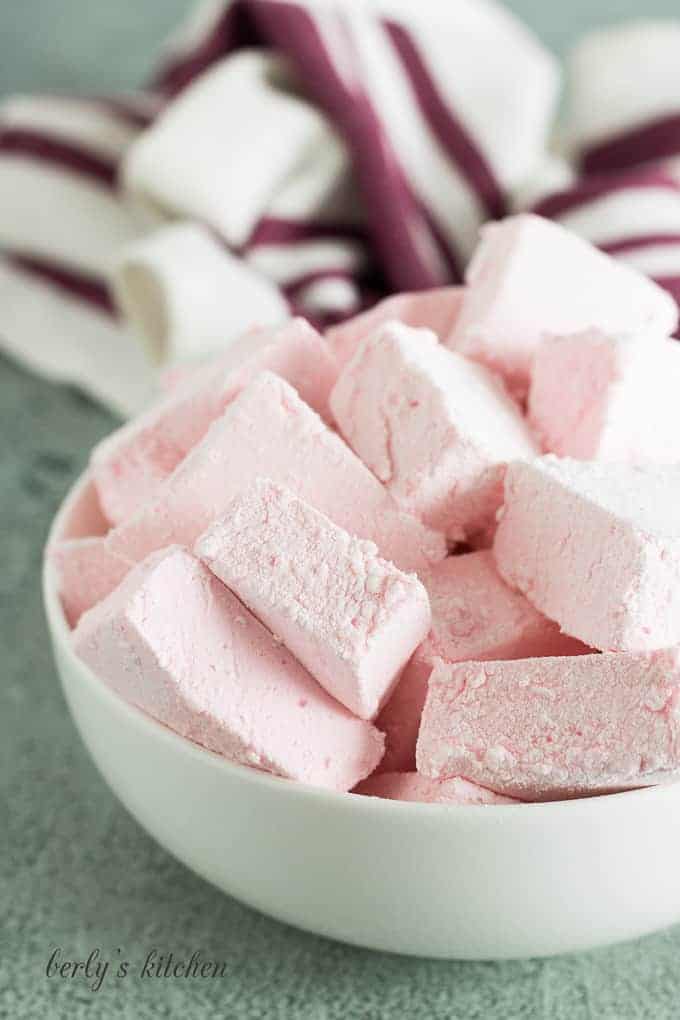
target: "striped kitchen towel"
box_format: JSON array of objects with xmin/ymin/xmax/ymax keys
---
[
  {"xmin": 0, "ymin": 0, "xmax": 559, "ymax": 415},
  {"xmin": 515, "ymin": 21, "xmax": 680, "ymax": 328},
  {"xmin": 5, "ymin": 5, "xmax": 680, "ymax": 416}
]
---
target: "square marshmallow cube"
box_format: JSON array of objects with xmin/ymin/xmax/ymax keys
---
[
  {"xmin": 494, "ymin": 456, "xmax": 680, "ymax": 651},
  {"xmin": 417, "ymin": 650, "xmax": 680, "ymax": 801},
  {"xmin": 450, "ymin": 214, "xmax": 677, "ymax": 396},
  {"xmin": 51, "ymin": 537, "xmax": 133, "ymax": 627},
  {"xmin": 107, "ymin": 371, "xmax": 446, "ymax": 573},
  {"xmin": 196, "ymin": 479, "xmax": 431, "ymax": 719},
  {"xmin": 91, "ymin": 318, "xmax": 337, "ymax": 525},
  {"xmin": 354, "ymin": 772, "xmax": 518, "ymax": 805},
  {"xmin": 73, "ymin": 546, "xmax": 384, "ymax": 791},
  {"xmin": 529, "ymin": 329, "xmax": 680, "ymax": 461},
  {"xmin": 330, "ymin": 322, "xmax": 538, "ymax": 543},
  {"xmin": 376, "ymin": 550, "xmax": 588, "ymax": 772},
  {"xmin": 326, "ymin": 286, "xmax": 463, "ymax": 368}
]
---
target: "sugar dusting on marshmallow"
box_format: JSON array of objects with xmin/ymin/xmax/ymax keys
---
[
  {"xmin": 196, "ymin": 479, "xmax": 431, "ymax": 720},
  {"xmin": 327, "ymin": 286, "xmax": 463, "ymax": 368},
  {"xmin": 354, "ymin": 771, "xmax": 518, "ymax": 805},
  {"xmin": 107, "ymin": 371, "xmax": 446, "ymax": 573},
  {"xmin": 73, "ymin": 546, "xmax": 384, "ymax": 791},
  {"xmin": 51, "ymin": 537, "xmax": 133, "ymax": 627},
  {"xmin": 449, "ymin": 213, "xmax": 677, "ymax": 396},
  {"xmin": 91, "ymin": 319, "xmax": 337, "ymax": 525},
  {"xmin": 376, "ymin": 550, "xmax": 589, "ymax": 773},
  {"xmin": 417, "ymin": 650, "xmax": 680, "ymax": 801},
  {"xmin": 330, "ymin": 322, "xmax": 538, "ymax": 543},
  {"xmin": 494, "ymin": 456, "xmax": 680, "ymax": 652},
  {"xmin": 529, "ymin": 329, "xmax": 680, "ymax": 462}
]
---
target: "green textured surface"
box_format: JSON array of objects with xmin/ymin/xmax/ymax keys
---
[{"xmin": 4, "ymin": 3, "xmax": 680, "ymax": 1017}]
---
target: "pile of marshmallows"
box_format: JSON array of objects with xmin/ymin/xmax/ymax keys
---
[{"xmin": 51, "ymin": 213, "xmax": 680, "ymax": 805}]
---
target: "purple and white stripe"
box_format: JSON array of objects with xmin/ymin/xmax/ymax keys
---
[
  {"xmin": 17, "ymin": 0, "xmax": 680, "ymax": 418},
  {"xmin": 0, "ymin": 93, "xmax": 151, "ymax": 315},
  {"xmin": 534, "ymin": 167, "xmax": 680, "ymax": 330},
  {"xmin": 147, "ymin": 0, "xmax": 556, "ymax": 294}
]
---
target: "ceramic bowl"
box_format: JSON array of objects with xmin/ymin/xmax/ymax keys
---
[{"xmin": 43, "ymin": 470, "xmax": 680, "ymax": 959}]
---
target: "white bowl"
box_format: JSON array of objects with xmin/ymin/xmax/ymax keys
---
[{"xmin": 44, "ymin": 471, "xmax": 680, "ymax": 959}]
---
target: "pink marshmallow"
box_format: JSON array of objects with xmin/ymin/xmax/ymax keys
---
[
  {"xmin": 158, "ymin": 363, "xmax": 195, "ymax": 393},
  {"xmin": 51, "ymin": 538, "xmax": 133, "ymax": 627},
  {"xmin": 420, "ymin": 551, "xmax": 589, "ymax": 663},
  {"xmin": 330, "ymin": 322, "xmax": 538, "ymax": 543},
  {"xmin": 91, "ymin": 318, "xmax": 338, "ymax": 525},
  {"xmin": 56, "ymin": 477, "xmax": 111, "ymax": 538},
  {"xmin": 196, "ymin": 479, "xmax": 431, "ymax": 720},
  {"xmin": 529, "ymin": 329, "xmax": 680, "ymax": 462},
  {"xmin": 107, "ymin": 371, "xmax": 446, "ymax": 573},
  {"xmin": 417, "ymin": 650, "xmax": 680, "ymax": 801},
  {"xmin": 326, "ymin": 286, "xmax": 463, "ymax": 368},
  {"xmin": 73, "ymin": 546, "xmax": 384, "ymax": 791},
  {"xmin": 450, "ymin": 214, "xmax": 677, "ymax": 396},
  {"xmin": 376, "ymin": 550, "xmax": 589, "ymax": 772},
  {"xmin": 494, "ymin": 456, "xmax": 680, "ymax": 652},
  {"xmin": 354, "ymin": 771, "xmax": 518, "ymax": 805},
  {"xmin": 374, "ymin": 658, "xmax": 432, "ymax": 775}
]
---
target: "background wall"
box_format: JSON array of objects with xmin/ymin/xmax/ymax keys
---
[{"xmin": 0, "ymin": 0, "xmax": 679, "ymax": 96}]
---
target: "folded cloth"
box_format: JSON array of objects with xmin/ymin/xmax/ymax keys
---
[
  {"xmin": 124, "ymin": 50, "xmax": 335, "ymax": 249},
  {"xmin": 565, "ymin": 21, "xmax": 680, "ymax": 175},
  {"xmin": 0, "ymin": 0, "xmax": 559, "ymax": 414},
  {"xmin": 4, "ymin": 3, "xmax": 680, "ymax": 420},
  {"xmin": 511, "ymin": 19, "xmax": 680, "ymax": 322},
  {"xmin": 532, "ymin": 168, "xmax": 680, "ymax": 320},
  {"xmin": 113, "ymin": 222, "xmax": 289, "ymax": 365},
  {"xmin": 0, "ymin": 92, "xmax": 159, "ymax": 414}
]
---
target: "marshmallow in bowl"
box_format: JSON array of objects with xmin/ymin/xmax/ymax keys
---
[
  {"xmin": 355, "ymin": 772, "xmax": 518, "ymax": 805},
  {"xmin": 417, "ymin": 651, "xmax": 680, "ymax": 801},
  {"xmin": 51, "ymin": 537, "xmax": 133, "ymax": 627},
  {"xmin": 376, "ymin": 551, "xmax": 589, "ymax": 773},
  {"xmin": 107, "ymin": 371, "xmax": 446, "ymax": 573},
  {"xmin": 528, "ymin": 329, "xmax": 680, "ymax": 461},
  {"xmin": 494, "ymin": 457, "xmax": 680, "ymax": 652},
  {"xmin": 56, "ymin": 211, "xmax": 680, "ymax": 802},
  {"xmin": 195, "ymin": 479, "xmax": 431, "ymax": 720},
  {"xmin": 330, "ymin": 322, "xmax": 538, "ymax": 543},
  {"xmin": 326, "ymin": 286, "xmax": 463, "ymax": 368},
  {"xmin": 450, "ymin": 213, "xmax": 677, "ymax": 395},
  {"xmin": 91, "ymin": 318, "xmax": 337, "ymax": 525},
  {"xmin": 73, "ymin": 546, "xmax": 384, "ymax": 791}
]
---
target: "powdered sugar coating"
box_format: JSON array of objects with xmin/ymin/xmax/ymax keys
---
[
  {"xmin": 51, "ymin": 537, "xmax": 133, "ymax": 627},
  {"xmin": 327, "ymin": 286, "xmax": 463, "ymax": 368},
  {"xmin": 450, "ymin": 214, "xmax": 677, "ymax": 396},
  {"xmin": 529, "ymin": 330, "xmax": 680, "ymax": 461},
  {"xmin": 417, "ymin": 650, "xmax": 680, "ymax": 800},
  {"xmin": 196, "ymin": 480, "xmax": 431, "ymax": 719},
  {"xmin": 91, "ymin": 319, "xmax": 337, "ymax": 525},
  {"xmin": 73, "ymin": 546, "xmax": 384, "ymax": 791},
  {"xmin": 106, "ymin": 371, "xmax": 446, "ymax": 573},
  {"xmin": 330, "ymin": 322, "xmax": 537, "ymax": 543},
  {"xmin": 354, "ymin": 771, "xmax": 517, "ymax": 805},
  {"xmin": 376, "ymin": 551, "xmax": 588, "ymax": 772},
  {"xmin": 494, "ymin": 456, "xmax": 680, "ymax": 651}
]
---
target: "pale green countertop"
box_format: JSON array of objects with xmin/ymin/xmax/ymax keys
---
[{"xmin": 3, "ymin": 4, "xmax": 680, "ymax": 1017}]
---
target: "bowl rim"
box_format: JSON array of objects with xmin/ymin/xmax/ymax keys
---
[{"xmin": 43, "ymin": 466, "xmax": 680, "ymax": 819}]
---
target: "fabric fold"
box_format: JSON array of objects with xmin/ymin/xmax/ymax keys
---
[
  {"xmin": 532, "ymin": 167, "xmax": 680, "ymax": 324},
  {"xmin": 123, "ymin": 49, "xmax": 335, "ymax": 249},
  {"xmin": 113, "ymin": 221, "xmax": 290, "ymax": 365},
  {"xmin": 5, "ymin": 2, "xmax": 680, "ymax": 417},
  {"xmin": 566, "ymin": 21, "xmax": 680, "ymax": 175}
]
